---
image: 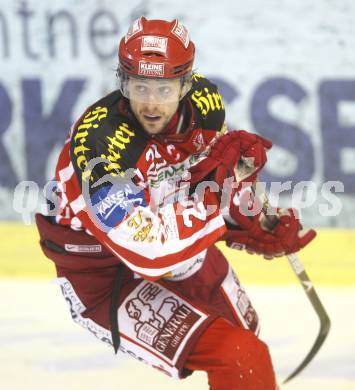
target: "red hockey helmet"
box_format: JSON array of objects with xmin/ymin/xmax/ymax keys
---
[{"xmin": 118, "ymin": 17, "xmax": 195, "ymax": 79}]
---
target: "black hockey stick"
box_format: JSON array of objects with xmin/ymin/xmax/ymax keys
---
[
  {"xmin": 235, "ymin": 160, "xmax": 331, "ymax": 382},
  {"xmin": 282, "ymin": 253, "xmax": 331, "ymax": 383},
  {"xmin": 256, "ymin": 191, "xmax": 331, "ymax": 383}
]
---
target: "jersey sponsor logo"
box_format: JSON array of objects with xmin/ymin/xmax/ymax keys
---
[
  {"xmin": 91, "ymin": 181, "xmax": 146, "ymax": 229},
  {"xmin": 191, "ymin": 86, "xmax": 224, "ymax": 117},
  {"xmin": 73, "ymin": 106, "xmax": 108, "ymax": 177},
  {"xmin": 138, "ymin": 61, "xmax": 165, "ymax": 77},
  {"xmin": 126, "ymin": 209, "xmax": 156, "ymax": 242},
  {"xmin": 148, "ymin": 155, "xmax": 199, "ymax": 188},
  {"xmin": 64, "ymin": 243, "xmax": 102, "ymax": 253},
  {"xmin": 58, "ymin": 277, "xmax": 113, "ymax": 347},
  {"xmin": 100, "ymin": 122, "xmax": 135, "ymax": 174},
  {"xmin": 171, "ymin": 20, "xmax": 189, "ymax": 48},
  {"xmin": 146, "ymin": 144, "xmax": 199, "ymax": 189},
  {"xmin": 125, "ymin": 17, "xmax": 143, "ymax": 43},
  {"xmin": 221, "ymin": 268, "xmax": 259, "ymax": 333},
  {"xmin": 149, "ymin": 163, "xmax": 185, "ymax": 188},
  {"xmin": 123, "ymin": 282, "xmax": 202, "ymax": 360},
  {"xmin": 141, "ymin": 36, "xmax": 168, "ymax": 54}
]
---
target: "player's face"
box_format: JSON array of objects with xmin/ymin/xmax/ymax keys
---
[{"xmin": 128, "ymin": 78, "xmax": 181, "ymax": 135}]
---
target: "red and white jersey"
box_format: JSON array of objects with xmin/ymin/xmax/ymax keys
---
[{"xmin": 54, "ymin": 74, "xmax": 227, "ymax": 280}]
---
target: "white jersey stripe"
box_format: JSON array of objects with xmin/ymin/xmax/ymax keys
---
[
  {"xmin": 70, "ymin": 194, "xmax": 86, "ymax": 214},
  {"xmin": 58, "ymin": 162, "xmax": 74, "ymax": 183},
  {"xmin": 108, "ymin": 213, "xmax": 225, "ymax": 260},
  {"xmin": 105, "ymin": 241, "xmax": 208, "ymax": 278}
]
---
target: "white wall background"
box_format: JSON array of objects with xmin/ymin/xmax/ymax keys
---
[{"xmin": 0, "ymin": 0, "xmax": 354, "ymax": 226}]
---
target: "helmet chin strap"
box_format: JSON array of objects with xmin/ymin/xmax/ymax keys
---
[
  {"xmin": 176, "ymin": 78, "xmax": 191, "ymax": 134},
  {"xmin": 176, "ymin": 105, "xmax": 185, "ymax": 134}
]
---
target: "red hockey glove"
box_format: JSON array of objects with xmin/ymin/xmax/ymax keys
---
[
  {"xmin": 223, "ymin": 201, "xmax": 317, "ymax": 259},
  {"xmin": 189, "ymin": 130, "xmax": 272, "ymax": 187},
  {"xmin": 231, "ymin": 130, "xmax": 273, "ymax": 184}
]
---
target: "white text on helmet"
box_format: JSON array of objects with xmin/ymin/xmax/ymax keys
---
[
  {"xmin": 125, "ymin": 17, "xmax": 143, "ymax": 43},
  {"xmin": 171, "ymin": 20, "xmax": 189, "ymax": 48},
  {"xmin": 138, "ymin": 61, "xmax": 165, "ymax": 77},
  {"xmin": 141, "ymin": 36, "xmax": 168, "ymax": 54}
]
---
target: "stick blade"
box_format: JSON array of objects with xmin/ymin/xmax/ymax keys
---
[{"xmin": 283, "ymin": 314, "xmax": 331, "ymax": 383}]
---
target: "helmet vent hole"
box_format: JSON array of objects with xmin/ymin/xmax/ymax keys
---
[{"xmin": 143, "ymin": 52, "xmax": 164, "ymax": 58}]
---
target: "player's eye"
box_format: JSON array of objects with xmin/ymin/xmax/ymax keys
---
[
  {"xmin": 158, "ymin": 86, "xmax": 173, "ymax": 96},
  {"xmin": 134, "ymin": 85, "xmax": 148, "ymax": 94}
]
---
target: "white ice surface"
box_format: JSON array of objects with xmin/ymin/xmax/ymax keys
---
[{"xmin": 0, "ymin": 280, "xmax": 354, "ymax": 390}]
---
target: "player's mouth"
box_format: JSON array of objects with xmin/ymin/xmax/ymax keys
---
[{"xmin": 143, "ymin": 113, "xmax": 162, "ymax": 123}]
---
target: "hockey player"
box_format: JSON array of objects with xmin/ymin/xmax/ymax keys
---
[{"xmin": 35, "ymin": 17, "xmax": 316, "ymax": 389}]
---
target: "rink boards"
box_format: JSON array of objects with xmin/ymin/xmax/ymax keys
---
[{"xmin": 0, "ymin": 223, "xmax": 354, "ymax": 286}]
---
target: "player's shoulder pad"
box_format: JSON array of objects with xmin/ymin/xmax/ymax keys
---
[
  {"xmin": 71, "ymin": 91, "xmax": 148, "ymax": 178},
  {"xmin": 188, "ymin": 73, "xmax": 225, "ymax": 132}
]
